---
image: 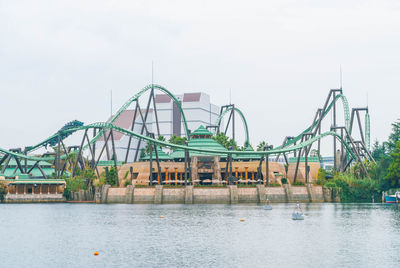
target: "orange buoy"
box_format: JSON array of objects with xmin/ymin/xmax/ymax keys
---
[
  {"xmin": 94, "ymin": 251, "xmax": 99, "ymax": 256},
  {"xmin": 160, "ymin": 215, "xmax": 165, "ymax": 218}
]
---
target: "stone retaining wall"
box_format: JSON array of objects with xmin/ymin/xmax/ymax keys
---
[
  {"xmin": 3, "ymin": 185, "xmax": 338, "ymax": 204},
  {"xmin": 100, "ymin": 184, "xmax": 338, "ymax": 204},
  {"xmin": 5, "ymin": 194, "xmax": 65, "ymax": 203}
]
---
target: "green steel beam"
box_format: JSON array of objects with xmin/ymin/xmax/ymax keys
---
[
  {"xmin": 0, "ymin": 122, "xmax": 356, "ymax": 163},
  {"xmin": 215, "ymin": 106, "xmax": 250, "ymax": 147}
]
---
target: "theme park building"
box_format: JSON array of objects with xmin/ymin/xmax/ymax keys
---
[{"xmin": 117, "ymin": 125, "xmax": 320, "ymax": 186}]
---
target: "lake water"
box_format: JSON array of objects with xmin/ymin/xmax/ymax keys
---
[{"xmin": 1, "ymin": 203, "xmax": 400, "ymax": 267}]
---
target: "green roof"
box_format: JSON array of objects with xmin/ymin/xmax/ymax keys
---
[
  {"xmin": 171, "ymin": 126, "xmax": 228, "ymax": 159},
  {"xmin": 0, "ymin": 167, "xmax": 55, "ymax": 178},
  {"xmin": 141, "ymin": 146, "xmax": 173, "ymax": 161},
  {"xmin": 97, "ymin": 160, "xmax": 124, "ymax": 166},
  {"xmin": 4, "ymin": 159, "xmax": 53, "ymax": 167},
  {"xmin": 233, "ymin": 146, "xmax": 261, "ymax": 160},
  {"xmin": 289, "ymin": 157, "xmax": 320, "ymax": 163},
  {"xmin": 7, "ymin": 179, "xmax": 66, "ymax": 185},
  {"xmin": 190, "ymin": 125, "xmax": 213, "ymax": 137}
]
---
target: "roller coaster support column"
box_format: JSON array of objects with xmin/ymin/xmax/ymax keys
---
[
  {"xmin": 232, "ymin": 104, "xmax": 235, "ymax": 142},
  {"xmin": 311, "ymin": 89, "xmax": 342, "ymax": 170},
  {"xmin": 23, "ymin": 147, "xmax": 27, "ymax": 173},
  {"xmin": 317, "ymin": 109, "xmax": 322, "ymax": 153},
  {"xmin": 59, "ymin": 142, "xmax": 72, "ymax": 177},
  {"xmin": 151, "ymin": 85, "xmax": 161, "ymax": 137},
  {"xmin": 93, "ymin": 128, "xmax": 111, "ymax": 171},
  {"xmin": 219, "ymin": 104, "xmax": 236, "ymax": 142},
  {"xmin": 333, "ymin": 90, "xmax": 337, "ymax": 171},
  {"xmin": 256, "ymin": 151, "xmax": 265, "ymax": 185},
  {"xmin": 84, "ymin": 128, "xmax": 99, "ymax": 177},
  {"xmin": 134, "ymin": 87, "xmax": 159, "ymax": 162},
  {"xmin": 331, "ymin": 126, "xmax": 369, "ymax": 176},
  {"xmin": 149, "ymin": 133, "xmax": 162, "ymax": 185},
  {"xmin": 110, "ymin": 129, "xmax": 119, "ymax": 186},
  {"xmin": 93, "ymin": 128, "xmax": 97, "ymax": 164},
  {"xmin": 265, "ymin": 145, "xmax": 273, "ymax": 186},
  {"xmin": 184, "ymin": 141, "xmax": 190, "ymax": 186},
  {"xmin": 125, "ymin": 101, "xmax": 139, "ymax": 163},
  {"xmin": 72, "ymin": 129, "xmax": 88, "ymax": 177},
  {"xmin": 149, "ymin": 140, "xmax": 153, "ymax": 186},
  {"xmin": 274, "ymin": 136, "xmax": 291, "ymax": 165},
  {"xmin": 56, "ymin": 132, "xmax": 61, "ymax": 178},
  {"xmin": 0, "ymin": 154, "xmax": 9, "ymax": 173},
  {"xmin": 294, "ymin": 133, "xmax": 313, "ymax": 183},
  {"xmin": 225, "ymin": 146, "xmax": 234, "ymax": 185},
  {"xmin": 350, "ymin": 108, "xmax": 369, "ymax": 148}
]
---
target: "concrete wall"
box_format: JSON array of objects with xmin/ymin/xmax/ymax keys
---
[
  {"xmin": 193, "ymin": 188, "xmax": 230, "ymax": 204},
  {"xmin": 3, "ymin": 184, "xmax": 336, "ymax": 204},
  {"xmin": 5, "ymin": 194, "xmax": 65, "ymax": 203},
  {"xmin": 102, "ymin": 184, "xmax": 333, "ymax": 204}
]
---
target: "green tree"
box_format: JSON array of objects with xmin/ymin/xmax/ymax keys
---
[
  {"xmin": 385, "ymin": 141, "xmax": 400, "ymax": 188},
  {"xmin": 315, "ymin": 168, "xmax": 326, "ymax": 185},
  {"xmin": 168, "ymin": 135, "xmax": 187, "ymax": 151},
  {"xmin": 0, "ymin": 182, "xmax": 7, "ymax": 203},
  {"xmin": 371, "ymin": 140, "xmax": 387, "ymax": 161},
  {"xmin": 257, "ymin": 141, "xmax": 268, "ymax": 151},
  {"xmin": 385, "ymin": 120, "xmax": 400, "ymax": 153},
  {"xmin": 144, "ymin": 135, "xmax": 166, "ymax": 154},
  {"xmin": 106, "ymin": 167, "xmax": 118, "ymax": 186},
  {"xmin": 213, "ymin": 132, "xmax": 238, "ymax": 150}
]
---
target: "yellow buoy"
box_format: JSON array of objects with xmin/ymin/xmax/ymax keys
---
[
  {"xmin": 94, "ymin": 251, "xmax": 99, "ymax": 256},
  {"xmin": 240, "ymin": 218, "xmax": 245, "ymax": 222},
  {"xmin": 160, "ymin": 215, "xmax": 165, "ymax": 218}
]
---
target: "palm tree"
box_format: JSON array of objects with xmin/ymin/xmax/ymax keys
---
[{"xmin": 257, "ymin": 141, "xmax": 268, "ymax": 151}]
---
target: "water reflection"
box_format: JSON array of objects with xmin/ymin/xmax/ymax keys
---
[{"xmin": 0, "ymin": 203, "xmax": 399, "ymax": 267}]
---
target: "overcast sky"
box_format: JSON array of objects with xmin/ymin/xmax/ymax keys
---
[{"xmin": 1, "ymin": 0, "xmax": 399, "ymax": 155}]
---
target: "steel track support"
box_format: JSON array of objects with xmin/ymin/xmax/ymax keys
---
[
  {"xmin": 110, "ymin": 129, "xmax": 119, "ymax": 187},
  {"xmin": 134, "ymin": 89, "xmax": 154, "ymax": 162},
  {"xmin": 93, "ymin": 129, "xmax": 112, "ymax": 171},
  {"xmin": 151, "ymin": 87, "xmax": 161, "ymax": 137},
  {"xmin": 72, "ymin": 129, "xmax": 88, "ymax": 177},
  {"xmin": 125, "ymin": 101, "xmax": 139, "ymax": 163},
  {"xmin": 149, "ymin": 141, "xmax": 153, "ymax": 186},
  {"xmin": 84, "ymin": 132, "xmax": 100, "ymax": 178}
]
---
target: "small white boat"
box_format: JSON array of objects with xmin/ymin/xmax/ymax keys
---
[
  {"xmin": 263, "ymin": 199, "xmax": 272, "ymax": 210},
  {"xmin": 292, "ymin": 202, "xmax": 304, "ymax": 220}
]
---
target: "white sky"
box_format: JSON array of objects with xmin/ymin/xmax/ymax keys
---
[{"xmin": 1, "ymin": 0, "xmax": 400, "ymax": 156}]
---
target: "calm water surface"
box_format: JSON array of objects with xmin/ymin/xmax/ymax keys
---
[{"xmin": 1, "ymin": 203, "xmax": 400, "ymax": 267}]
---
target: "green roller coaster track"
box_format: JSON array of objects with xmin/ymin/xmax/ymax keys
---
[
  {"xmin": 278, "ymin": 94, "xmax": 351, "ymax": 149},
  {"xmin": 215, "ymin": 106, "xmax": 250, "ymax": 147},
  {"xmin": 0, "ymin": 85, "xmax": 368, "ymax": 174},
  {"xmin": 25, "ymin": 84, "xmax": 190, "ymax": 153},
  {"xmin": 365, "ymin": 111, "xmax": 371, "ymax": 150},
  {"xmin": 0, "ymin": 122, "xmax": 357, "ymax": 163}
]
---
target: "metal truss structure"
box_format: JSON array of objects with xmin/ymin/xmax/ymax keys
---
[{"xmin": 0, "ymin": 85, "xmax": 374, "ymax": 185}]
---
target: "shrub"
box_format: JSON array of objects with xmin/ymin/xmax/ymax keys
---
[
  {"xmin": 63, "ymin": 176, "xmax": 86, "ymax": 200},
  {"xmin": 325, "ymin": 181, "xmax": 337, "ymax": 188},
  {"xmin": 315, "ymin": 168, "xmax": 327, "ymax": 185},
  {"xmin": 0, "ymin": 183, "xmax": 7, "ymax": 203},
  {"xmin": 281, "ymin": 178, "xmax": 288, "ymax": 184},
  {"xmin": 324, "ymin": 173, "xmax": 381, "ymax": 202},
  {"xmin": 106, "ymin": 167, "xmax": 118, "ymax": 186},
  {"xmin": 292, "ymin": 181, "xmax": 305, "ymax": 186}
]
